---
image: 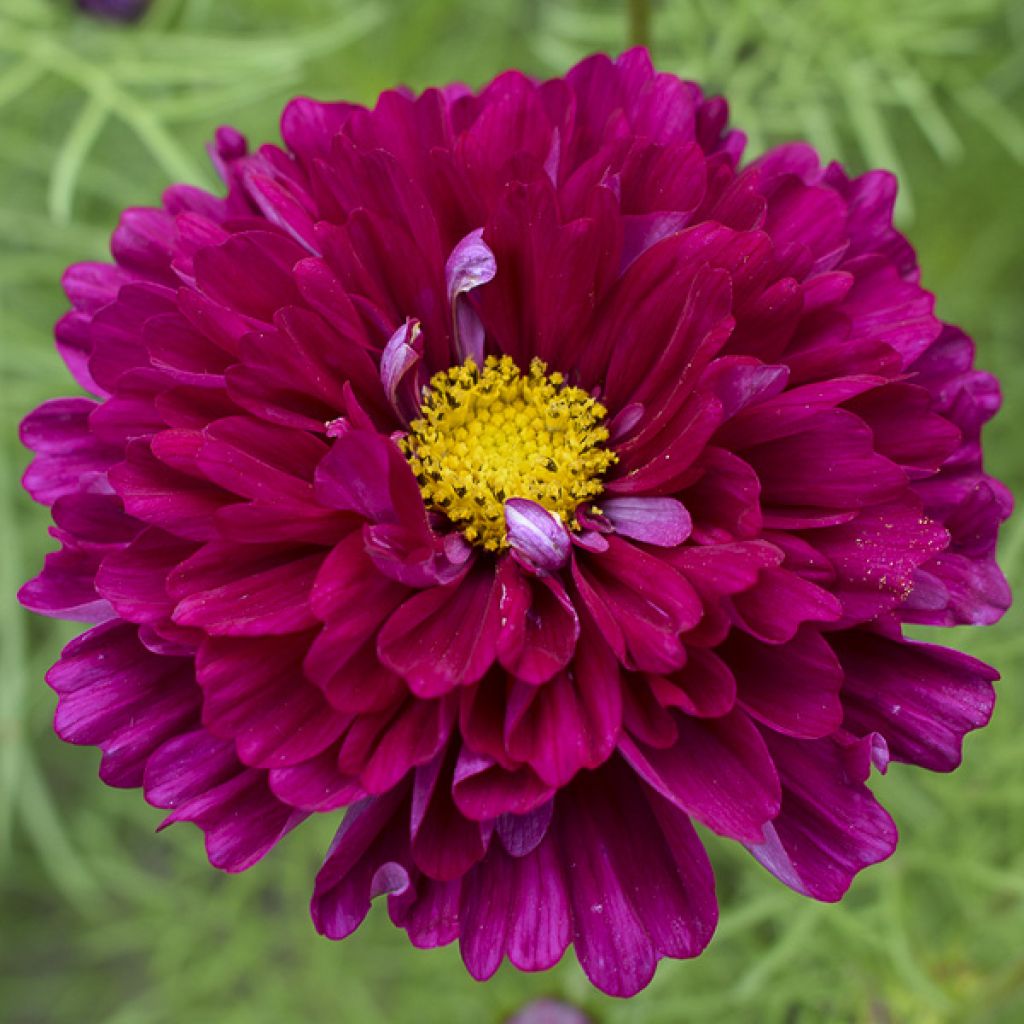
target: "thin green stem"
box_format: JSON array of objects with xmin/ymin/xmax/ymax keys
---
[{"xmin": 628, "ymin": 0, "xmax": 651, "ymax": 50}]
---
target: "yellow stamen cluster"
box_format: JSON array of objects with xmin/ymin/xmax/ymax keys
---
[{"xmin": 402, "ymin": 355, "xmax": 616, "ymax": 550}]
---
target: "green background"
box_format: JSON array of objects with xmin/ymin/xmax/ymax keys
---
[{"xmin": 1, "ymin": 1, "xmax": 1022, "ymax": 1021}]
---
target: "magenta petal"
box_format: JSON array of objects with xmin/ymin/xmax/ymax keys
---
[
  {"xmin": 315, "ymin": 429, "xmax": 422, "ymax": 523},
  {"xmin": 358, "ymin": 696, "xmax": 458, "ymax": 798},
  {"xmin": 446, "ymin": 227, "xmax": 497, "ymax": 364},
  {"xmin": 165, "ymin": 771, "xmax": 307, "ymax": 872},
  {"xmin": 20, "ymin": 544, "xmax": 113, "ymax": 623},
  {"xmin": 378, "ymin": 563, "xmax": 501, "ymax": 696},
  {"xmin": 410, "ymin": 751, "xmax": 490, "ymax": 880},
  {"xmin": 496, "ymin": 557, "xmax": 579, "ymax": 684},
  {"xmin": 144, "ymin": 728, "xmax": 235, "ymax": 808},
  {"xmin": 730, "ymin": 567, "xmax": 842, "ymax": 644},
  {"xmin": 620, "ymin": 211, "xmax": 692, "ymax": 271},
  {"xmin": 311, "ymin": 786, "xmax": 411, "ymax": 939},
  {"xmin": 145, "ymin": 729, "xmax": 306, "ymax": 872},
  {"xmin": 601, "ymin": 496, "xmax": 692, "ymax": 547},
  {"xmin": 505, "ymin": 498, "xmax": 571, "ymax": 573},
  {"xmin": 196, "ymin": 634, "xmax": 347, "ymax": 768},
  {"xmin": 458, "ymin": 832, "xmax": 570, "ymax": 980},
  {"xmin": 52, "ymin": 489, "xmax": 141, "ymax": 552},
  {"xmin": 380, "ymin": 317, "xmax": 425, "ymax": 422},
  {"xmin": 729, "ymin": 626, "xmax": 845, "ymax": 739},
  {"xmin": 309, "ymin": 531, "xmax": 407, "ymax": 635},
  {"xmin": 747, "ymin": 731, "xmax": 897, "ymax": 901},
  {"xmin": 505, "ymin": 653, "xmax": 621, "ymax": 788},
  {"xmin": 388, "ymin": 872, "xmax": 463, "ymax": 949},
  {"xmin": 21, "ymin": 397, "xmax": 118, "ymax": 506},
  {"xmin": 558, "ymin": 761, "xmax": 717, "ymax": 997},
  {"xmin": 707, "ymin": 360, "xmax": 789, "ymax": 419},
  {"xmin": 620, "ymin": 709, "xmax": 780, "ymax": 843},
  {"xmin": 169, "ymin": 545, "xmax": 323, "ymax": 636},
  {"xmin": 572, "ymin": 537, "xmax": 701, "ymax": 674},
  {"xmin": 649, "ymin": 648, "xmax": 737, "ymax": 718},
  {"xmin": 833, "ymin": 630, "xmax": 996, "ymax": 771},
  {"xmin": 95, "ymin": 527, "xmax": 194, "ymax": 624},
  {"xmin": 269, "ymin": 751, "xmax": 364, "ymax": 812},
  {"xmin": 46, "ymin": 621, "xmax": 199, "ymax": 787},
  {"xmin": 452, "ymin": 748, "xmax": 555, "ymax": 820},
  {"xmin": 112, "ymin": 438, "xmax": 229, "ymax": 542},
  {"xmin": 496, "ymin": 800, "xmax": 554, "ymax": 857},
  {"xmin": 607, "ymin": 402, "xmax": 645, "ymax": 443}
]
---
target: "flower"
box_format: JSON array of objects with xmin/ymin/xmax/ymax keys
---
[
  {"xmin": 76, "ymin": 0, "xmax": 151, "ymax": 22},
  {"xmin": 506, "ymin": 999, "xmax": 592, "ymax": 1024},
  {"xmin": 20, "ymin": 49, "xmax": 1010, "ymax": 997}
]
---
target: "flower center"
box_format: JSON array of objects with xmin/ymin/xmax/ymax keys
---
[{"xmin": 402, "ymin": 355, "xmax": 617, "ymax": 550}]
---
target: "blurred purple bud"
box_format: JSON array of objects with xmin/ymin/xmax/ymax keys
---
[
  {"xmin": 506, "ymin": 999, "xmax": 592, "ymax": 1024},
  {"xmin": 77, "ymin": 0, "xmax": 151, "ymax": 22}
]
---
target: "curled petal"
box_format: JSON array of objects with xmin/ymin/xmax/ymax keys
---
[
  {"xmin": 505, "ymin": 498, "xmax": 571, "ymax": 573},
  {"xmin": 446, "ymin": 228, "xmax": 497, "ymax": 364},
  {"xmin": 380, "ymin": 317, "xmax": 425, "ymax": 423}
]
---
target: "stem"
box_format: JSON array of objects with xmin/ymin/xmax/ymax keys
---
[{"xmin": 628, "ymin": 0, "xmax": 651, "ymax": 49}]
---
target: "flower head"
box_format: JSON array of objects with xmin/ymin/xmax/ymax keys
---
[
  {"xmin": 20, "ymin": 49, "xmax": 1010, "ymax": 997},
  {"xmin": 77, "ymin": 0, "xmax": 151, "ymax": 22}
]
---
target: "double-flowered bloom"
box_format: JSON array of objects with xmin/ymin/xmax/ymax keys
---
[{"xmin": 20, "ymin": 50, "xmax": 1010, "ymax": 996}]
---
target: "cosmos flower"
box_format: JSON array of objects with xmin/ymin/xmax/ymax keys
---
[
  {"xmin": 76, "ymin": 0, "xmax": 151, "ymax": 22},
  {"xmin": 506, "ymin": 999, "xmax": 592, "ymax": 1024},
  {"xmin": 20, "ymin": 49, "xmax": 1010, "ymax": 997}
]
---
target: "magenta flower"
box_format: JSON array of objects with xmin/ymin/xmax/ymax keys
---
[
  {"xmin": 20, "ymin": 50, "xmax": 1009, "ymax": 997},
  {"xmin": 507, "ymin": 999, "xmax": 592, "ymax": 1024},
  {"xmin": 76, "ymin": 0, "xmax": 151, "ymax": 22}
]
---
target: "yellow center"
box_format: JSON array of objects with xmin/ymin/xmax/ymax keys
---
[{"xmin": 401, "ymin": 355, "xmax": 617, "ymax": 550}]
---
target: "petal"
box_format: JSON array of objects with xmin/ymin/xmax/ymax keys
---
[
  {"xmin": 747, "ymin": 731, "xmax": 898, "ymax": 901},
  {"xmin": 495, "ymin": 558, "xmax": 579, "ymax": 684},
  {"xmin": 446, "ymin": 227, "xmax": 497, "ymax": 364},
  {"xmin": 380, "ymin": 317, "xmax": 425, "ymax": 422},
  {"xmin": 20, "ymin": 543, "xmax": 112, "ymax": 623},
  {"xmin": 95, "ymin": 526, "xmax": 195, "ymax": 623},
  {"xmin": 268, "ymin": 750, "xmax": 365, "ymax": 812},
  {"xmin": 833, "ymin": 630, "xmax": 997, "ymax": 772},
  {"xmin": 452, "ymin": 748, "xmax": 555, "ymax": 820},
  {"xmin": 458, "ymin": 831, "xmax": 570, "ymax": 980},
  {"xmin": 726, "ymin": 627, "xmax": 844, "ymax": 739},
  {"xmin": 145, "ymin": 729, "xmax": 306, "ymax": 872},
  {"xmin": 46, "ymin": 621, "xmax": 199, "ymax": 788},
  {"xmin": 620, "ymin": 709, "xmax": 780, "ymax": 843},
  {"xmin": 410, "ymin": 751, "xmax": 490, "ymax": 881},
  {"xmin": 648, "ymin": 648, "xmax": 737, "ymax": 718},
  {"xmin": 169, "ymin": 544, "xmax": 323, "ymax": 636},
  {"xmin": 729, "ymin": 567, "xmax": 842, "ymax": 644},
  {"xmin": 558, "ymin": 761, "xmax": 717, "ymax": 997},
  {"xmin": 505, "ymin": 498, "xmax": 571, "ymax": 573},
  {"xmin": 21, "ymin": 398, "xmax": 118, "ymax": 506},
  {"xmin": 196, "ymin": 634, "xmax": 348, "ymax": 768},
  {"xmin": 572, "ymin": 536, "xmax": 701, "ymax": 673},
  {"xmin": 311, "ymin": 786, "xmax": 412, "ymax": 940},
  {"xmin": 601, "ymin": 496, "xmax": 692, "ymax": 547},
  {"xmin": 505, "ymin": 649, "xmax": 621, "ymax": 788},
  {"xmin": 496, "ymin": 800, "xmax": 554, "ymax": 858},
  {"xmin": 378, "ymin": 563, "xmax": 501, "ymax": 696}
]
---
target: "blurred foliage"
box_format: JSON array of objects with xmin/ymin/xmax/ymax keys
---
[{"xmin": 1, "ymin": 1, "xmax": 1022, "ymax": 1022}]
